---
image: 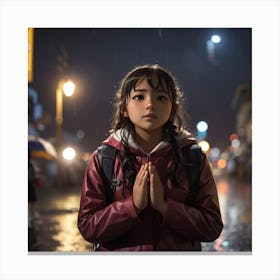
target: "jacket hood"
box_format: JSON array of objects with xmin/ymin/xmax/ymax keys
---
[{"xmin": 102, "ymin": 129, "xmax": 197, "ymax": 154}]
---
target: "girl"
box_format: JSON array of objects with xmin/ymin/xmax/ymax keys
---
[{"xmin": 78, "ymin": 64, "xmax": 223, "ymax": 251}]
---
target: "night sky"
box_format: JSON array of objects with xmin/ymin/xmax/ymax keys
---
[{"xmin": 31, "ymin": 28, "xmax": 251, "ymax": 153}]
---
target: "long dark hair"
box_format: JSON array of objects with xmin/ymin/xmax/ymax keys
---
[{"xmin": 111, "ymin": 64, "xmax": 189, "ymax": 189}]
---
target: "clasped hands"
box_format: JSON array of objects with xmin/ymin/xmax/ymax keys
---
[{"xmin": 133, "ymin": 162, "xmax": 167, "ymax": 216}]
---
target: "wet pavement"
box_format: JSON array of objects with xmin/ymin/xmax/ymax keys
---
[
  {"xmin": 28, "ymin": 174, "xmax": 252, "ymax": 253},
  {"xmin": 28, "ymin": 184, "xmax": 93, "ymax": 252},
  {"xmin": 201, "ymin": 175, "xmax": 252, "ymax": 252}
]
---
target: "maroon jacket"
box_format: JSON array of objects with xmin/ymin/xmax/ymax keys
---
[{"xmin": 77, "ymin": 130, "xmax": 223, "ymax": 251}]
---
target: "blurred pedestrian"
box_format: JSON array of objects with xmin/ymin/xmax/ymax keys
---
[
  {"xmin": 28, "ymin": 149, "xmax": 40, "ymax": 227},
  {"xmin": 78, "ymin": 64, "xmax": 223, "ymax": 251}
]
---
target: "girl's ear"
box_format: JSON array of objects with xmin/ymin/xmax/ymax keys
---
[
  {"xmin": 123, "ymin": 106, "xmax": 129, "ymax": 117},
  {"xmin": 123, "ymin": 110, "xmax": 129, "ymax": 117}
]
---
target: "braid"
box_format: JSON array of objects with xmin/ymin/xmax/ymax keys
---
[
  {"xmin": 163, "ymin": 121, "xmax": 184, "ymax": 188},
  {"xmin": 119, "ymin": 127, "xmax": 137, "ymax": 193}
]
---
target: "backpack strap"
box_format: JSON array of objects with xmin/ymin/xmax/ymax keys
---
[
  {"xmin": 183, "ymin": 143, "xmax": 202, "ymax": 205},
  {"xmin": 97, "ymin": 144, "xmax": 117, "ymax": 204}
]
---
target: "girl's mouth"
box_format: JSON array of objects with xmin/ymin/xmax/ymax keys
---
[{"xmin": 143, "ymin": 114, "xmax": 157, "ymax": 119}]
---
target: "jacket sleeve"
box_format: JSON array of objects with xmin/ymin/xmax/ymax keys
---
[
  {"xmin": 77, "ymin": 151, "xmax": 140, "ymax": 244},
  {"xmin": 162, "ymin": 153, "xmax": 223, "ymax": 242}
]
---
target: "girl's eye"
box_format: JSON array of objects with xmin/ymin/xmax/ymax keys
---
[
  {"xmin": 132, "ymin": 95, "xmax": 144, "ymax": 101},
  {"xmin": 157, "ymin": 95, "xmax": 168, "ymax": 101}
]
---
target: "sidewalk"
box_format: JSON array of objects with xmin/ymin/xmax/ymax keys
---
[{"xmin": 28, "ymin": 183, "xmax": 93, "ymax": 252}]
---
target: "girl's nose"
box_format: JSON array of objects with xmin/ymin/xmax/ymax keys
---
[{"xmin": 146, "ymin": 97, "xmax": 157, "ymax": 110}]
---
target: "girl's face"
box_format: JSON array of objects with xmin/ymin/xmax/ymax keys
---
[{"xmin": 124, "ymin": 76, "xmax": 172, "ymax": 138}]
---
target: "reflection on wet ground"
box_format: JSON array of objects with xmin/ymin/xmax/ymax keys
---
[
  {"xmin": 29, "ymin": 175, "xmax": 252, "ymax": 252},
  {"xmin": 202, "ymin": 176, "xmax": 252, "ymax": 252},
  {"xmin": 29, "ymin": 188, "xmax": 93, "ymax": 252}
]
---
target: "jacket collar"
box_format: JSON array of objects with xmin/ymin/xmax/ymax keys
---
[
  {"xmin": 112, "ymin": 129, "xmax": 169, "ymax": 153},
  {"xmin": 109, "ymin": 128, "xmax": 194, "ymax": 154}
]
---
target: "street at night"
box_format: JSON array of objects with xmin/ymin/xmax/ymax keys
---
[
  {"xmin": 1, "ymin": 1, "xmax": 280, "ymax": 280},
  {"xmin": 26, "ymin": 27, "xmax": 253, "ymax": 254}
]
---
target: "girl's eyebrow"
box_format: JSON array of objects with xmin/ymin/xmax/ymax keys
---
[
  {"xmin": 133, "ymin": 88, "xmax": 169, "ymax": 94},
  {"xmin": 133, "ymin": 88, "xmax": 147, "ymax": 92}
]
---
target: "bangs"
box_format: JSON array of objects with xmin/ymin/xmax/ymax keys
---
[
  {"xmin": 145, "ymin": 73, "xmax": 169, "ymax": 93},
  {"xmin": 123, "ymin": 66, "xmax": 176, "ymax": 98}
]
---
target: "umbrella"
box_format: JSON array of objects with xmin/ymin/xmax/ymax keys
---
[{"xmin": 28, "ymin": 135, "xmax": 57, "ymax": 160}]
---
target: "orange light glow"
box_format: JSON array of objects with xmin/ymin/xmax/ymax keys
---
[
  {"xmin": 217, "ymin": 179, "xmax": 229, "ymax": 195},
  {"xmin": 82, "ymin": 153, "xmax": 91, "ymax": 162},
  {"xmin": 229, "ymin": 133, "xmax": 238, "ymax": 142},
  {"xmin": 217, "ymin": 159, "xmax": 227, "ymax": 169}
]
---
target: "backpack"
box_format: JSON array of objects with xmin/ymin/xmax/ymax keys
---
[{"xmin": 97, "ymin": 143, "xmax": 202, "ymax": 205}]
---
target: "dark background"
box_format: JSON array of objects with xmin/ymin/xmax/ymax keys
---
[{"xmin": 31, "ymin": 28, "xmax": 251, "ymax": 153}]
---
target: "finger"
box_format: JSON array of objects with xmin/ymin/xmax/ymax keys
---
[
  {"xmin": 150, "ymin": 164, "xmax": 160, "ymax": 181},
  {"xmin": 140, "ymin": 170, "xmax": 148, "ymax": 186},
  {"xmin": 150, "ymin": 172, "xmax": 154, "ymax": 187},
  {"xmin": 135, "ymin": 165, "xmax": 144, "ymax": 186},
  {"xmin": 140, "ymin": 164, "xmax": 148, "ymax": 179},
  {"xmin": 137, "ymin": 164, "xmax": 147, "ymax": 181},
  {"xmin": 148, "ymin": 162, "xmax": 154, "ymax": 174}
]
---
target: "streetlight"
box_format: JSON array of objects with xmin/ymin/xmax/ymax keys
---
[
  {"xmin": 211, "ymin": 35, "xmax": 221, "ymax": 44},
  {"xmin": 56, "ymin": 79, "xmax": 75, "ymax": 187},
  {"xmin": 62, "ymin": 146, "xmax": 76, "ymax": 161},
  {"xmin": 207, "ymin": 34, "xmax": 221, "ymax": 63}
]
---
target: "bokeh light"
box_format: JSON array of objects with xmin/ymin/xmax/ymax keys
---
[
  {"xmin": 217, "ymin": 158, "xmax": 227, "ymax": 169},
  {"xmin": 196, "ymin": 121, "xmax": 208, "ymax": 132},
  {"xmin": 211, "ymin": 35, "xmax": 221, "ymax": 43},
  {"xmin": 62, "ymin": 147, "xmax": 76, "ymax": 161},
  {"xmin": 63, "ymin": 81, "xmax": 75, "ymax": 97},
  {"xmin": 198, "ymin": 140, "xmax": 210, "ymax": 153}
]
